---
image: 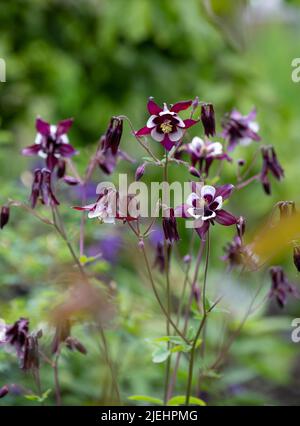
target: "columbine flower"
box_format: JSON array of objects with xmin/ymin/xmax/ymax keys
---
[
  {"xmin": 136, "ymin": 98, "xmax": 198, "ymax": 151},
  {"xmin": 0, "ymin": 206, "xmax": 10, "ymax": 230},
  {"xmin": 30, "ymin": 168, "xmax": 59, "ymax": 208},
  {"xmin": 22, "ymin": 331, "xmax": 42, "ymax": 371},
  {"xmin": 73, "ymin": 188, "xmax": 138, "ymax": 224},
  {"xmin": 22, "ymin": 117, "xmax": 76, "ymax": 170},
  {"xmin": 201, "ymin": 104, "xmax": 215, "ymax": 137},
  {"xmin": 176, "ymin": 184, "xmax": 237, "ymax": 239},
  {"xmin": 222, "ymin": 109, "xmax": 260, "ymax": 151},
  {"xmin": 162, "ymin": 208, "xmax": 179, "ymax": 244},
  {"xmin": 186, "ymin": 137, "xmax": 230, "ymax": 176},
  {"xmin": 269, "ymin": 266, "xmax": 299, "ymax": 308},
  {"xmin": 103, "ymin": 117, "xmax": 123, "ymax": 155},
  {"xmin": 5, "ymin": 318, "xmax": 29, "ymax": 357}
]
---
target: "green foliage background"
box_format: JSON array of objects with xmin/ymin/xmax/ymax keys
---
[{"xmin": 1, "ymin": 0, "xmax": 300, "ymax": 406}]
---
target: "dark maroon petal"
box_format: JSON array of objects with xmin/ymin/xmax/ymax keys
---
[
  {"xmin": 215, "ymin": 184, "xmax": 235, "ymax": 200},
  {"xmin": 182, "ymin": 119, "xmax": 199, "ymax": 129},
  {"xmin": 22, "ymin": 144, "xmax": 41, "ymax": 156},
  {"xmin": 215, "ymin": 209, "xmax": 237, "ymax": 226},
  {"xmin": 195, "ymin": 221, "xmax": 210, "ymax": 239},
  {"xmin": 147, "ymin": 99, "xmax": 162, "ymax": 115},
  {"xmin": 36, "ymin": 118, "xmax": 50, "ymax": 136},
  {"xmin": 58, "ymin": 143, "xmax": 76, "ymax": 157},
  {"xmin": 170, "ymin": 100, "xmax": 192, "ymax": 113},
  {"xmin": 56, "ymin": 118, "xmax": 74, "ymax": 137},
  {"xmin": 161, "ymin": 136, "xmax": 175, "ymax": 151},
  {"xmin": 135, "ymin": 126, "xmax": 152, "ymax": 136},
  {"xmin": 46, "ymin": 154, "xmax": 58, "ymax": 170}
]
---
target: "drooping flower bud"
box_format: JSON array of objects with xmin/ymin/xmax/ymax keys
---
[
  {"xmin": 135, "ymin": 163, "xmax": 146, "ymax": 181},
  {"xmin": 0, "ymin": 206, "xmax": 10, "ymax": 229},
  {"xmin": 236, "ymin": 216, "xmax": 246, "ymax": 239},
  {"xmin": 103, "ymin": 117, "xmax": 123, "ymax": 155},
  {"xmin": 65, "ymin": 336, "xmax": 87, "ymax": 355},
  {"xmin": 162, "ymin": 208, "xmax": 179, "ymax": 244},
  {"xmin": 189, "ymin": 166, "xmax": 201, "ymax": 178},
  {"xmin": 0, "ymin": 385, "xmax": 9, "ymax": 399},
  {"xmin": 201, "ymin": 104, "xmax": 215, "ymax": 137}
]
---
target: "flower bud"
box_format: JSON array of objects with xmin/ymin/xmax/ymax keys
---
[
  {"xmin": 201, "ymin": 104, "xmax": 215, "ymax": 137},
  {"xmin": 236, "ymin": 216, "xmax": 246, "ymax": 239},
  {"xmin": 138, "ymin": 239, "xmax": 145, "ymax": 250},
  {"xmin": 183, "ymin": 254, "xmax": 191, "ymax": 264},
  {"xmin": 189, "ymin": 166, "xmax": 201, "ymax": 178},
  {"xmin": 63, "ymin": 176, "xmax": 80, "ymax": 186},
  {"xmin": 237, "ymin": 159, "xmax": 245, "ymax": 167},
  {"xmin": 65, "ymin": 336, "xmax": 87, "ymax": 355},
  {"xmin": 162, "ymin": 208, "xmax": 179, "ymax": 244},
  {"xmin": 56, "ymin": 159, "xmax": 66, "ymax": 179},
  {"xmin": 0, "ymin": 206, "xmax": 10, "ymax": 229},
  {"xmin": 0, "ymin": 385, "xmax": 9, "ymax": 399},
  {"xmin": 104, "ymin": 117, "xmax": 123, "ymax": 155},
  {"xmin": 135, "ymin": 163, "xmax": 146, "ymax": 181}
]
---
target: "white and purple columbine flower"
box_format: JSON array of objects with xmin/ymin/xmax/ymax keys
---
[
  {"xmin": 187, "ymin": 136, "xmax": 231, "ymax": 176},
  {"xmin": 22, "ymin": 117, "xmax": 76, "ymax": 170},
  {"xmin": 176, "ymin": 184, "xmax": 237, "ymax": 239},
  {"xmin": 222, "ymin": 109, "xmax": 260, "ymax": 151},
  {"xmin": 135, "ymin": 98, "xmax": 198, "ymax": 151}
]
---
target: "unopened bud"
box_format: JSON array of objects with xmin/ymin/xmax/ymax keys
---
[
  {"xmin": 293, "ymin": 245, "xmax": 300, "ymax": 272},
  {"xmin": 0, "ymin": 206, "xmax": 10, "ymax": 229},
  {"xmin": 0, "ymin": 385, "xmax": 9, "ymax": 399},
  {"xmin": 236, "ymin": 216, "xmax": 246, "ymax": 239},
  {"xmin": 201, "ymin": 103, "xmax": 215, "ymax": 137},
  {"xmin": 189, "ymin": 166, "xmax": 201, "ymax": 178},
  {"xmin": 135, "ymin": 163, "xmax": 146, "ymax": 181}
]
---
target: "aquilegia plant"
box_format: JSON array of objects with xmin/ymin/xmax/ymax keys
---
[{"xmin": 1, "ymin": 96, "xmax": 299, "ymax": 406}]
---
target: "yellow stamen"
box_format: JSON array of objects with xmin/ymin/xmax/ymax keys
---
[{"xmin": 160, "ymin": 120, "xmax": 173, "ymax": 134}]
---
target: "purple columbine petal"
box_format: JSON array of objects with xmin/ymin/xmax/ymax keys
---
[
  {"xmin": 22, "ymin": 144, "xmax": 41, "ymax": 156},
  {"xmin": 147, "ymin": 99, "xmax": 162, "ymax": 115},
  {"xmin": 215, "ymin": 209, "xmax": 237, "ymax": 226},
  {"xmin": 174, "ymin": 203, "xmax": 193, "ymax": 218},
  {"xmin": 58, "ymin": 143, "xmax": 77, "ymax": 157},
  {"xmin": 135, "ymin": 126, "xmax": 152, "ymax": 136},
  {"xmin": 36, "ymin": 118, "xmax": 50, "ymax": 136},
  {"xmin": 182, "ymin": 119, "xmax": 199, "ymax": 129},
  {"xmin": 56, "ymin": 118, "xmax": 74, "ymax": 137},
  {"xmin": 215, "ymin": 184, "xmax": 235, "ymax": 200},
  {"xmin": 170, "ymin": 100, "xmax": 192, "ymax": 113},
  {"xmin": 161, "ymin": 135, "xmax": 175, "ymax": 151},
  {"xmin": 195, "ymin": 221, "xmax": 210, "ymax": 239},
  {"xmin": 46, "ymin": 154, "xmax": 58, "ymax": 171}
]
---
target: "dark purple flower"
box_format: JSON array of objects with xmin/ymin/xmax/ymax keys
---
[
  {"xmin": 186, "ymin": 137, "xmax": 231, "ymax": 176},
  {"xmin": 222, "ymin": 109, "xmax": 260, "ymax": 151},
  {"xmin": 269, "ymin": 266, "xmax": 299, "ymax": 308},
  {"xmin": 0, "ymin": 206, "xmax": 10, "ymax": 229},
  {"xmin": 149, "ymin": 227, "xmax": 166, "ymax": 273},
  {"xmin": 136, "ymin": 98, "xmax": 198, "ymax": 151},
  {"xmin": 162, "ymin": 208, "xmax": 179, "ymax": 244},
  {"xmin": 103, "ymin": 117, "xmax": 123, "ymax": 155},
  {"xmin": 176, "ymin": 184, "xmax": 237, "ymax": 239},
  {"xmin": 0, "ymin": 385, "xmax": 9, "ymax": 399},
  {"xmin": 260, "ymin": 146, "xmax": 284, "ymax": 195},
  {"xmin": 201, "ymin": 104, "xmax": 215, "ymax": 137},
  {"xmin": 22, "ymin": 117, "xmax": 76, "ymax": 170},
  {"xmin": 5, "ymin": 318, "xmax": 29, "ymax": 357},
  {"xmin": 30, "ymin": 168, "xmax": 59, "ymax": 208}
]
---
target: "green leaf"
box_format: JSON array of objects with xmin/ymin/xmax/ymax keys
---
[
  {"xmin": 167, "ymin": 395, "xmax": 206, "ymax": 406},
  {"xmin": 128, "ymin": 395, "xmax": 163, "ymax": 406},
  {"xmin": 152, "ymin": 345, "xmax": 170, "ymax": 363},
  {"xmin": 24, "ymin": 389, "xmax": 52, "ymax": 403}
]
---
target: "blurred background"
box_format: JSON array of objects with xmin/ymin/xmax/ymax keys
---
[{"xmin": 1, "ymin": 0, "xmax": 300, "ymax": 406}]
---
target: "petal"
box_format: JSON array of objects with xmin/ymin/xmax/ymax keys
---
[
  {"xmin": 135, "ymin": 126, "xmax": 152, "ymax": 137},
  {"xmin": 190, "ymin": 137, "xmax": 204, "ymax": 151},
  {"xmin": 215, "ymin": 209, "xmax": 237, "ymax": 226},
  {"xmin": 170, "ymin": 100, "xmax": 192, "ymax": 113},
  {"xmin": 182, "ymin": 119, "xmax": 199, "ymax": 129},
  {"xmin": 151, "ymin": 127, "xmax": 165, "ymax": 142},
  {"xmin": 215, "ymin": 184, "xmax": 234, "ymax": 200},
  {"xmin": 169, "ymin": 127, "xmax": 184, "ymax": 142},
  {"xmin": 201, "ymin": 185, "xmax": 216, "ymax": 201},
  {"xmin": 36, "ymin": 118, "xmax": 50, "ymax": 136},
  {"xmin": 22, "ymin": 144, "xmax": 41, "ymax": 156},
  {"xmin": 46, "ymin": 154, "xmax": 58, "ymax": 170},
  {"xmin": 58, "ymin": 143, "xmax": 76, "ymax": 157},
  {"xmin": 161, "ymin": 136, "xmax": 175, "ymax": 151},
  {"xmin": 146, "ymin": 115, "xmax": 158, "ymax": 128},
  {"xmin": 147, "ymin": 98, "xmax": 162, "ymax": 115},
  {"xmin": 72, "ymin": 204, "xmax": 95, "ymax": 211},
  {"xmin": 195, "ymin": 221, "xmax": 210, "ymax": 239},
  {"xmin": 209, "ymin": 142, "xmax": 223, "ymax": 156},
  {"xmin": 210, "ymin": 195, "xmax": 223, "ymax": 211},
  {"xmin": 186, "ymin": 192, "xmax": 200, "ymax": 206},
  {"xmin": 56, "ymin": 118, "xmax": 73, "ymax": 137},
  {"xmin": 174, "ymin": 204, "xmax": 191, "ymax": 218}
]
